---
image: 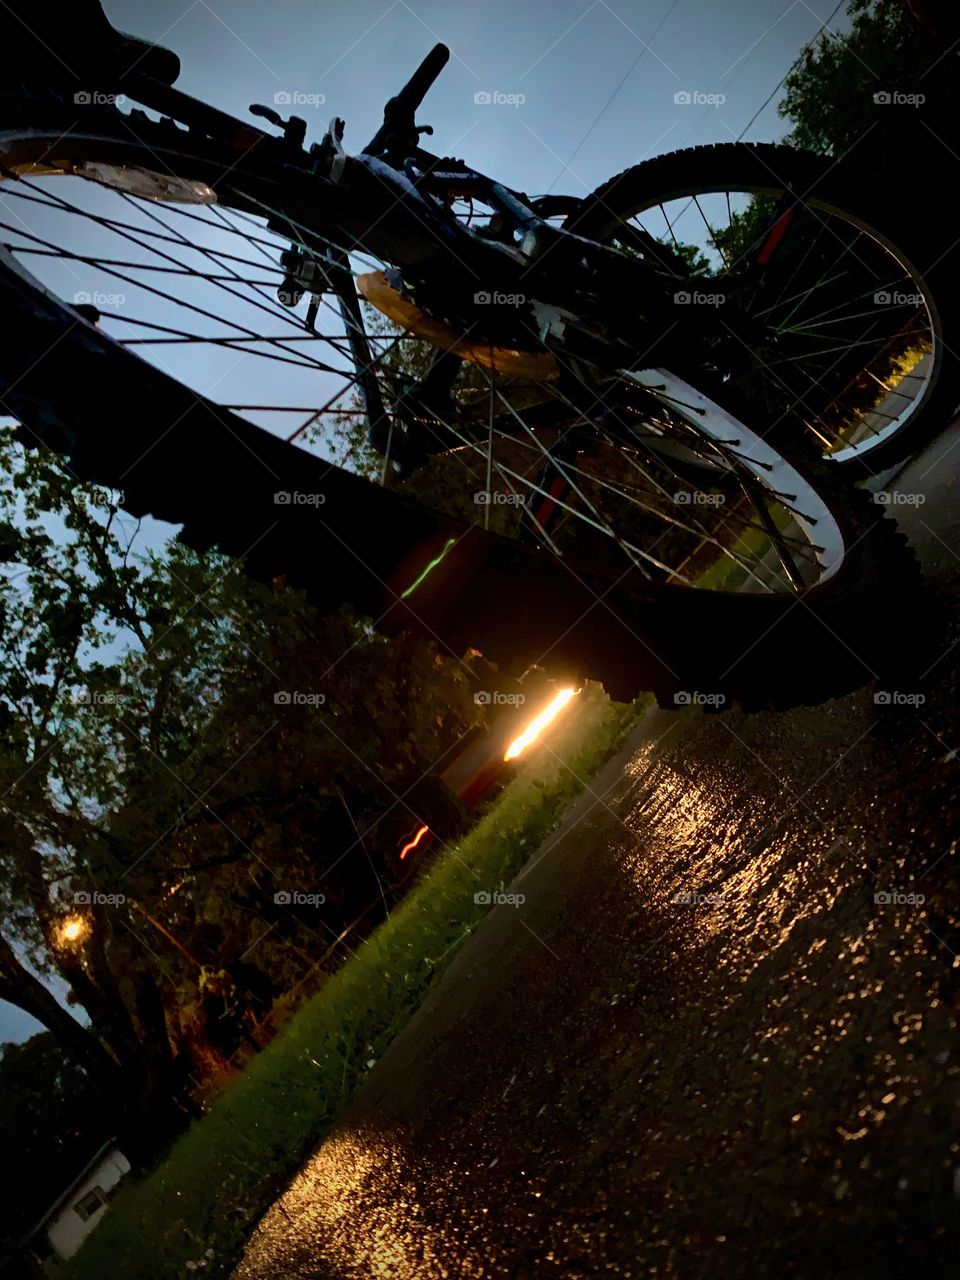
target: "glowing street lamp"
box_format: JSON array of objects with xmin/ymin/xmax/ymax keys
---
[
  {"xmin": 504, "ymin": 687, "xmax": 578, "ymax": 762},
  {"xmin": 58, "ymin": 914, "xmax": 89, "ymax": 945}
]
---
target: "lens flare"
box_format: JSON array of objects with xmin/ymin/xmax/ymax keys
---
[{"xmin": 504, "ymin": 688, "xmax": 578, "ymax": 761}]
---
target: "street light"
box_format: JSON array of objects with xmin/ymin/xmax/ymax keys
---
[
  {"xmin": 504, "ymin": 687, "xmax": 578, "ymax": 761},
  {"xmin": 57, "ymin": 914, "xmax": 89, "ymax": 945}
]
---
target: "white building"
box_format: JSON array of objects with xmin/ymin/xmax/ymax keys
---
[{"xmin": 31, "ymin": 1141, "xmax": 130, "ymax": 1262}]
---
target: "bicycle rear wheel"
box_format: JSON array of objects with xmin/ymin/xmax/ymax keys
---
[{"xmin": 569, "ymin": 143, "xmax": 960, "ymax": 477}]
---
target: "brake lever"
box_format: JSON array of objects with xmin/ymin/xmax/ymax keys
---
[
  {"xmin": 312, "ymin": 117, "xmax": 346, "ymax": 181},
  {"xmin": 249, "ymin": 102, "xmax": 307, "ymax": 147}
]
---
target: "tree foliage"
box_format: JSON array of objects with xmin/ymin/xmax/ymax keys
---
[
  {"xmin": 0, "ymin": 423, "xmax": 487, "ymax": 1154},
  {"xmin": 779, "ymin": 0, "xmax": 959, "ymax": 158}
]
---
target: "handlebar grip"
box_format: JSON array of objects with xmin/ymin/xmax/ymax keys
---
[
  {"xmin": 362, "ymin": 43, "xmax": 450, "ymax": 156},
  {"xmin": 395, "ymin": 43, "xmax": 449, "ymax": 109}
]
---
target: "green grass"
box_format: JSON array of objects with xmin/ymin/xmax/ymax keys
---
[
  {"xmin": 60, "ymin": 685, "xmax": 641, "ymax": 1280},
  {"xmin": 693, "ymin": 500, "xmax": 798, "ymax": 593}
]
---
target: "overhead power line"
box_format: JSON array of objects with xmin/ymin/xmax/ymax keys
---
[
  {"xmin": 549, "ymin": 0, "xmax": 683, "ymax": 190},
  {"xmin": 736, "ymin": 0, "xmax": 847, "ymax": 141}
]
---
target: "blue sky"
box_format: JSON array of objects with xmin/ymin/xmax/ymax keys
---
[
  {"xmin": 2, "ymin": 0, "xmax": 851, "ymax": 1046},
  {"xmin": 111, "ymin": 0, "xmax": 847, "ymax": 195}
]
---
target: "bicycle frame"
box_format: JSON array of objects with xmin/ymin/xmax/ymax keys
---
[
  {"xmin": 114, "ymin": 61, "xmax": 707, "ymax": 339},
  {"xmin": 52, "ymin": 44, "xmax": 755, "ymax": 476}
]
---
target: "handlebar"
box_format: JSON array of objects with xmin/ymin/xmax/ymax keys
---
[
  {"xmin": 362, "ymin": 43, "xmax": 450, "ymax": 157},
  {"xmin": 395, "ymin": 42, "xmax": 450, "ymax": 109}
]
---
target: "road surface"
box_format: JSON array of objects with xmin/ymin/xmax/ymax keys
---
[{"xmin": 233, "ymin": 423, "xmax": 960, "ymax": 1279}]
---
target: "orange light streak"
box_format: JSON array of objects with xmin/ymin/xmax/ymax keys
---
[
  {"xmin": 399, "ymin": 824, "xmax": 430, "ymax": 860},
  {"xmin": 503, "ymin": 687, "xmax": 578, "ymax": 761}
]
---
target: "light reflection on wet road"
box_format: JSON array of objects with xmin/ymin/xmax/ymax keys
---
[{"xmin": 234, "ymin": 431, "xmax": 960, "ymax": 1279}]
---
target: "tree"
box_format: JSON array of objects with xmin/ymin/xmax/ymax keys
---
[
  {"xmin": 779, "ymin": 0, "xmax": 960, "ymax": 160},
  {"xmin": 0, "ymin": 420, "xmax": 486, "ymax": 1149}
]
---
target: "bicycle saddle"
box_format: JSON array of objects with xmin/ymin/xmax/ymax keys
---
[{"xmin": 0, "ymin": 0, "xmax": 180, "ymax": 89}]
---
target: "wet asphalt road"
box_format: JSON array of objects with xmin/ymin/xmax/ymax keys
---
[{"xmin": 234, "ymin": 425, "xmax": 960, "ymax": 1280}]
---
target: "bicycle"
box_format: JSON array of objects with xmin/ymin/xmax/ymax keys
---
[{"xmin": 0, "ymin": 3, "xmax": 938, "ymax": 709}]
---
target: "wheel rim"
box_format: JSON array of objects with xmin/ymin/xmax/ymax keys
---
[{"xmin": 580, "ymin": 178, "xmax": 942, "ymax": 468}]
